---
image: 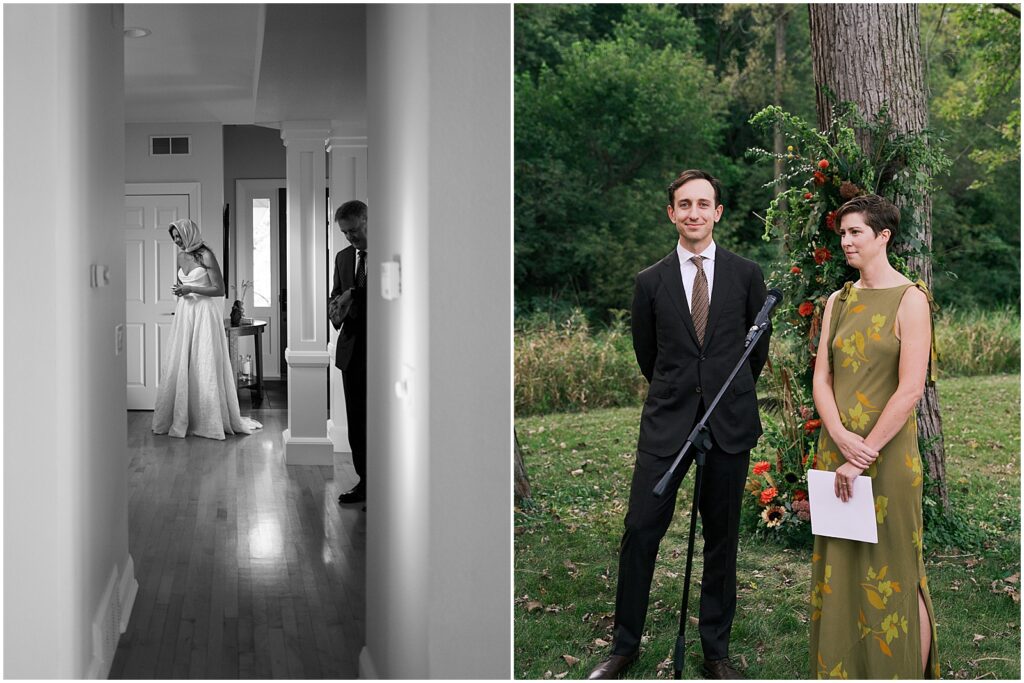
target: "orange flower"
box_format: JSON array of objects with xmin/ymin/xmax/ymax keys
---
[
  {"xmin": 798, "ymin": 301, "xmax": 814, "ymax": 317},
  {"xmin": 804, "ymin": 418, "xmax": 822, "ymax": 433},
  {"xmin": 759, "ymin": 487, "xmax": 777, "ymax": 505},
  {"xmin": 825, "ymin": 211, "xmax": 838, "ymax": 233},
  {"xmin": 813, "ymin": 171, "xmax": 827, "ymax": 186},
  {"xmin": 753, "ymin": 461, "xmax": 771, "ymax": 476},
  {"xmin": 793, "ymin": 489, "xmax": 808, "ymax": 502},
  {"xmin": 790, "ymin": 265, "xmax": 801, "ymax": 274},
  {"xmin": 813, "ymin": 246, "xmax": 831, "ymax": 265},
  {"xmin": 803, "ymin": 192, "xmax": 814, "ymax": 200},
  {"xmin": 818, "ymin": 159, "xmax": 830, "ymax": 170}
]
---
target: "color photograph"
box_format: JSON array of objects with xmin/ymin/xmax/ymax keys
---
[{"xmin": 514, "ymin": 4, "xmax": 1020, "ymax": 679}]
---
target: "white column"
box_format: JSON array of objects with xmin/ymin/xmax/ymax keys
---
[
  {"xmin": 281, "ymin": 121, "xmax": 333, "ymax": 465},
  {"xmin": 326, "ymin": 128, "xmax": 368, "ymax": 455}
]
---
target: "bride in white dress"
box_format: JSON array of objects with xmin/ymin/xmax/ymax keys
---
[{"xmin": 152, "ymin": 219, "xmax": 262, "ymax": 440}]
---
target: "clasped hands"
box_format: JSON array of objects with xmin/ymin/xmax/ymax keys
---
[
  {"xmin": 832, "ymin": 429, "xmax": 878, "ymax": 503},
  {"xmin": 172, "ymin": 283, "xmax": 190, "ymax": 297}
]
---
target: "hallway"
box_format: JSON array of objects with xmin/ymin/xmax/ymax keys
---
[{"xmin": 110, "ymin": 385, "xmax": 365, "ymax": 678}]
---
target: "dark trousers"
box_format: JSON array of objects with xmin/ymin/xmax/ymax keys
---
[
  {"xmin": 612, "ymin": 433, "xmax": 750, "ymax": 660},
  {"xmin": 341, "ymin": 360, "xmax": 367, "ymax": 484}
]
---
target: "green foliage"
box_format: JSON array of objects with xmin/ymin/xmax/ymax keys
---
[
  {"xmin": 514, "ymin": 307, "xmax": 1018, "ymax": 416},
  {"xmin": 515, "ymin": 310, "xmax": 646, "ymax": 416},
  {"xmin": 516, "ymin": 6, "xmax": 726, "ymax": 319}
]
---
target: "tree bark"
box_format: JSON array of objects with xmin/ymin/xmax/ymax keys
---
[
  {"xmin": 809, "ymin": 4, "xmax": 950, "ymax": 511},
  {"xmin": 773, "ymin": 5, "xmax": 788, "ymax": 199},
  {"xmin": 514, "ymin": 431, "xmax": 532, "ymax": 503}
]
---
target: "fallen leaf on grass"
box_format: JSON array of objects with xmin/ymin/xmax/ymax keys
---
[
  {"xmin": 570, "ymin": 468, "xmax": 584, "ymax": 476},
  {"xmin": 594, "ymin": 638, "xmax": 609, "ymax": 647},
  {"xmin": 973, "ymin": 634, "xmax": 986, "ymax": 644},
  {"xmin": 526, "ymin": 600, "xmax": 543, "ymax": 613},
  {"xmin": 542, "ymin": 671, "xmax": 552, "ymax": 679},
  {"xmin": 553, "ymin": 673, "xmax": 567, "ymax": 679},
  {"xmin": 737, "ymin": 654, "xmax": 748, "ymax": 669},
  {"xmin": 561, "ymin": 655, "xmax": 579, "ymax": 666},
  {"xmin": 689, "ymin": 616, "xmax": 699, "ymax": 626},
  {"xmin": 564, "ymin": 559, "xmax": 578, "ymax": 575},
  {"xmin": 1005, "ymin": 573, "xmax": 1019, "ymax": 584}
]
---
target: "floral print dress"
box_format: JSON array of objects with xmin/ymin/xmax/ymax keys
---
[{"xmin": 809, "ymin": 282, "xmax": 939, "ymax": 679}]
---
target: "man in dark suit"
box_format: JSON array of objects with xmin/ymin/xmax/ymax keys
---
[
  {"xmin": 330, "ymin": 200, "xmax": 368, "ymax": 506},
  {"xmin": 589, "ymin": 170, "xmax": 771, "ymax": 680}
]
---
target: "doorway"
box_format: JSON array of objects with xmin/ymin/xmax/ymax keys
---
[{"xmin": 235, "ymin": 179, "xmax": 287, "ymax": 379}]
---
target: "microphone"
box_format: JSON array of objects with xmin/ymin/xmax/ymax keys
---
[{"xmin": 744, "ymin": 288, "xmax": 783, "ymax": 347}]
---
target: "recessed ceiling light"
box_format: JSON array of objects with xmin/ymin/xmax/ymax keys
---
[{"xmin": 124, "ymin": 27, "xmax": 151, "ymax": 38}]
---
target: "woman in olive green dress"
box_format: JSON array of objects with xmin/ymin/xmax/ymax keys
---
[{"xmin": 809, "ymin": 195, "xmax": 939, "ymax": 679}]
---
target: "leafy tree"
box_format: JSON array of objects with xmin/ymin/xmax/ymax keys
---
[{"xmin": 515, "ymin": 5, "xmax": 725, "ymax": 319}]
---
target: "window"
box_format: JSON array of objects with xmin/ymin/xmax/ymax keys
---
[{"xmin": 252, "ymin": 198, "xmax": 271, "ymax": 307}]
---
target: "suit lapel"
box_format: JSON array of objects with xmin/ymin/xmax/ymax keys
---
[
  {"xmin": 702, "ymin": 247, "xmax": 734, "ymax": 349},
  {"xmin": 658, "ymin": 250, "xmax": 700, "ymax": 348}
]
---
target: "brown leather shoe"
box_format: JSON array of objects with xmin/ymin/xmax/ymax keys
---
[
  {"xmin": 702, "ymin": 658, "xmax": 744, "ymax": 679},
  {"xmin": 588, "ymin": 651, "xmax": 639, "ymax": 680}
]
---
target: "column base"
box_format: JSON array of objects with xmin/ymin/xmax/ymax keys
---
[{"xmin": 283, "ymin": 428, "xmax": 334, "ymax": 466}]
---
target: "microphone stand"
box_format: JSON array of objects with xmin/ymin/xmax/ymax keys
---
[{"xmin": 652, "ymin": 319, "xmax": 771, "ymax": 680}]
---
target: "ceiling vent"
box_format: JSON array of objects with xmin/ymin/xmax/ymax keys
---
[{"xmin": 150, "ymin": 135, "xmax": 191, "ymax": 156}]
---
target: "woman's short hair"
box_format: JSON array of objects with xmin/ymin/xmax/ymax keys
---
[
  {"xmin": 667, "ymin": 169, "xmax": 722, "ymax": 207},
  {"xmin": 835, "ymin": 194, "xmax": 900, "ymax": 238}
]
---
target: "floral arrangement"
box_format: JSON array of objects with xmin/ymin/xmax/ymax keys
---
[{"xmin": 741, "ymin": 101, "xmax": 949, "ymax": 544}]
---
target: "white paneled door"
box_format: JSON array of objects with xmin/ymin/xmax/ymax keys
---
[{"xmin": 124, "ymin": 186, "xmax": 196, "ymax": 409}]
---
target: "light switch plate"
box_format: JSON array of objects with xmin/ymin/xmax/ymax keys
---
[
  {"xmin": 115, "ymin": 324, "xmax": 125, "ymax": 356},
  {"xmin": 381, "ymin": 260, "xmax": 401, "ymax": 300}
]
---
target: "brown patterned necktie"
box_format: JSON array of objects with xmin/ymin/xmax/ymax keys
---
[{"xmin": 690, "ymin": 255, "xmax": 709, "ymax": 345}]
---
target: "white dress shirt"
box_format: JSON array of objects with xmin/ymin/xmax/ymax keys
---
[{"xmin": 676, "ymin": 241, "xmax": 716, "ymax": 310}]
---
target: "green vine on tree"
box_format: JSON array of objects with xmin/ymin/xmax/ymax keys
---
[{"xmin": 740, "ymin": 101, "xmax": 952, "ymax": 544}]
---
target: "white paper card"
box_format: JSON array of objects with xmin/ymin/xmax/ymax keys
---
[{"xmin": 806, "ymin": 469, "xmax": 878, "ymax": 543}]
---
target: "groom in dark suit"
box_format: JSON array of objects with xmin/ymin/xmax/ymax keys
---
[
  {"xmin": 330, "ymin": 200, "xmax": 368, "ymax": 506},
  {"xmin": 589, "ymin": 170, "xmax": 771, "ymax": 680}
]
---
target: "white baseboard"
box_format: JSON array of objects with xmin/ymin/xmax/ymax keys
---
[
  {"xmin": 283, "ymin": 428, "xmax": 334, "ymax": 466},
  {"xmin": 118, "ymin": 554, "xmax": 139, "ymax": 633},
  {"xmin": 359, "ymin": 646, "xmax": 378, "ymax": 679}
]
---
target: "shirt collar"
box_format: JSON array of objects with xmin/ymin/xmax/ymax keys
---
[{"xmin": 677, "ymin": 240, "xmax": 716, "ymax": 264}]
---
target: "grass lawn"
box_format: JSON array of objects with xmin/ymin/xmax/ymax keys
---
[{"xmin": 514, "ymin": 374, "xmax": 1020, "ymax": 679}]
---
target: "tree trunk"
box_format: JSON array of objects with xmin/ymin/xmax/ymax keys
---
[
  {"xmin": 773, "ymin": 5, "xmax": 788, "ymax": 199},
  {"xmin": 808, "ymin": 4, "xmax": 949, "ymax": 512},
  {"xmin": 514, "ymin": 431, "xmax": 532, "ymax": 503}
]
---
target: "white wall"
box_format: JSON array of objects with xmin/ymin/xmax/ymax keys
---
[
  {"xmin": 364, "ymin": 5, "xmax": 511, "ymax": 679},
  {"xmin": 4, "ymin": 4, "xmax": 132, "ymax": 677},
  {"xmin": 125, "ymin": 121, "xmax": 225, "ymax": 263}
]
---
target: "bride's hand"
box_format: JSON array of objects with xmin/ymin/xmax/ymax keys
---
[
  {"xmin": 172, "ymin": 283, "xmax": 190, "ymax": 297},
  {"xmin": 833, "ymin": 428, "xmax": 878, "ymax": 469}
]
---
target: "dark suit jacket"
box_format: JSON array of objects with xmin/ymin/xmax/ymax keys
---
[
  {"xmin": 631, "ymin": 245, "xmax": 771, "ymax": 456},
  {"xmin": 331, "ymin": 246, "xmax": 367, "ymax": 372}
]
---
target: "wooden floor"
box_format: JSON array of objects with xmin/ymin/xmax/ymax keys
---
[{"xmin": 110, "ymin": 381, "xmax": 365, "ymax": 678}]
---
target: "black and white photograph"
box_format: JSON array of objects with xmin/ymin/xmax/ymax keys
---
[{"xmin": 4, "ymin": 3, "xmax": 510, "ymax": 679}]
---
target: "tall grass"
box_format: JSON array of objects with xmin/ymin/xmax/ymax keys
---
[
  {"xmin": 934, "ymin": 306, "xmax": 1020, "ymax": 376},
  {"xmin": 515, "ymin": 310, "xmax": 647, "ymax": 416},
  {"xmin": 515, "ymin": 307, "xmax": 1020, "ymax": 415}
]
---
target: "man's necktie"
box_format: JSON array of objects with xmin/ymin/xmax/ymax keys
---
[
  {"xmin": 356, "ymin": 250, "xmax": 367, "ymax": 289},
  {"xmin": 690, "ymin": 255, "xmax": 709, "ymax": 345}
]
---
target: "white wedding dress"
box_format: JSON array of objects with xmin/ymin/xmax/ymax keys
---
[{"xmin": 152, "ymin": 267, "xmax": 262, "ymax": 440}]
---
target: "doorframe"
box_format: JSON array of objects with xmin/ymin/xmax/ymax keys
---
[{"xmin": 235, "ymin": 178, "xmax": 287, "ymax": 379}]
